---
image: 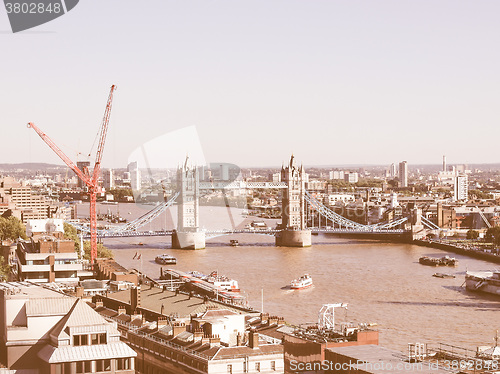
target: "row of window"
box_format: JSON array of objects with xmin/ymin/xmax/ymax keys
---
[
  {"xmin": 73, "ymin": 333, "xmax": 107, "ymax": 346},
  {"xmin": 54, "ymin": 358, "xmax": 131, "ymax": 373},
  {"xmin": 227, "ymin": 361, "xmax": 276, "ymax": 373}
]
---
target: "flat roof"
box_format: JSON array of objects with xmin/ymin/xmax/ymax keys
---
[
  {"xmin": 327, "ymin": 345, "xmax": 451, "ymax": 374},
  {"xmin": 108, "ymin": 286, "xmax": 256, "ymax": 318}
]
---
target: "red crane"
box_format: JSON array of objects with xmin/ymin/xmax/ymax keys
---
[{"xmin": 27, "ymin": 85, "xmax": 117, "ymax": 265}]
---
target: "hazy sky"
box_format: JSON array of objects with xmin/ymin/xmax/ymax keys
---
[{"xmin": 1, "ymin": 1, "xmax": 499, "ymax": 168}]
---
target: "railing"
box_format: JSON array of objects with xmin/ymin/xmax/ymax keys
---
[{"xmin": 108, "ymin": 316, "xmax": 211, "ymax": 360}]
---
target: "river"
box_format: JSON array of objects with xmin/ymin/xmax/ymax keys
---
[{"xmin": 80, "ymin": 202, "xmax": 500, "ymax": 353}]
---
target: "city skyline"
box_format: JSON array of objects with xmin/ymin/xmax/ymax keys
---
[{"xmin": 1, "ymin": 1, "xmax": 500, "ymax": 168}]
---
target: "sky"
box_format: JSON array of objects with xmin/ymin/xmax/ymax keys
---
[{"xmin": 1, "ymin": 1, "xmax": 499, "ymax": 169}]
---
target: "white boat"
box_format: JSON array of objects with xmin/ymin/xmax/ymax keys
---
[
  {"xmin": 204, "ymin": 271, "xmax": 240, "ymax": 292},
  {"xmin": 290, "ymin": 274, "xmax": 313, "ymax": 290},
  {"xmin": 465, "ymin": 271, "xmax": 500, "ymax": 296},
  {"xmin": 155, "ymin": 254, "xmax": 177, "ymax": 265}
]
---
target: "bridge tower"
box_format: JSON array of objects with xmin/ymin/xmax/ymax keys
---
[
  {"xmin": 172, "ymin": 156, "xmax": 206, "ymax": 249},
  {"xmin": 275, "ymin": 155, "xmax": 312, "ymax": 247}
]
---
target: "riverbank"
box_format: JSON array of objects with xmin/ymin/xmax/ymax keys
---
[{"xmin": 414, "ymin": 239, "xmax": 500, "ymax": 264}]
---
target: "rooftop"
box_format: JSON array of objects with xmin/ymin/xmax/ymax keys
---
[{"xmin": 108, "ymin": 286, "xmax": 255, "ymax": 317}]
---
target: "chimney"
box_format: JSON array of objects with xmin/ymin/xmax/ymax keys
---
[
  {"xmin": 268, "ymin": 315, "xmax": 279, "ymax": 326},
  {"xmin": 95, "ymin": 299, "xmax": 104, "ymax": 308},
  {"xmin": 193, "ymin": 329, "xmax": 204, "ymax": 342},
  {"xmin": 157, "ymin": 316, "xmax": 170, "ymax": 328},
  {"xmin": 118, "ymin": 305, "xmax": 126, "ymax": 315},
  {"xmin": 172, "ymin": 322, "xmax": 186, "ymax": 337},
  {"xmin": 209, "ymin": 335, "xmax": 220, "ymax": 348},
  {"xmin": 201, "ymin": 334, "xmax": 210, "ymax": 346},
  {"xmin": 236, "ymin": 332, "xmax": 243, "ymax": 346},
  {"xmin": 260, "ymin": 313, "xmax": 269, "ymax": 323},
  {"xmin": 75, "ymin": 286, "xmax": 84, "ymax": 298},
  {"xmin": 249, "ymin": 330, "xmax": 259, "ymax": 349},
  {"xmin": 131, "ymin": 286, "xmax": 141, "ymax": 312}
]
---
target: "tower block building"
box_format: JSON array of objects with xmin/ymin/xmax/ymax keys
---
[
  {"xmin": 275, "ymin": 155, "xmax": 311, "ymax": 247},
  {"xmin": 172, "ymin": 157, "xmax": 205, "ymax": 249}
]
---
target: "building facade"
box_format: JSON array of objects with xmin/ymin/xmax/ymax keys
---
[
  {"xmin": 398, "ymin": 161, "xmax": 408, "ymax": 188},
  {"xmin": 0, "ymin": 282, "xmax": 136, "ymax": 373}
]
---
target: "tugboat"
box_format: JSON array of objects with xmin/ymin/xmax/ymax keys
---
[
  {"xmin": 155, "ymin": 254, "xmax": 177, "ymax": 265},
  {"xmin": 290, "ymin": 274, "xmax": 313, "ymax": 290}
]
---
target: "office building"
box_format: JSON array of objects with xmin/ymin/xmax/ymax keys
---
[
  {"xmin": 104, "ymin": 169, "xmax": 114, "ymax": 190},
  {"xmin": 76, "ymin": 161, "xmax": 91, "ymax": 188},
  {"xmin": 127, "ymin": 162, "xmax": 141, "ymax": 191},
  {"xmin": 399, "ymin": 161, "xmax": 408, "ymax": 187},
  {"xmin": 454, "ymin": 173, "xmax": 468, "ymax": 202},
  {"xmin": 16, "ymin": 236, "xmax": 82, "ymax": 284}
]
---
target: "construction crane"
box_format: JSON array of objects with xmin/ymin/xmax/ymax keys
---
[{"xmin": 27, "ymin": 85, "xmax": 117, "ymax": 265}]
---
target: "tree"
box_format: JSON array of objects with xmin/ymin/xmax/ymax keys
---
[
  {"xmin": 108, "ymin": 188, "xmax": 133, "ymax": 202},
  {"xmin": 485, "ymin": 227, "xmax": 500, "ymax": 245},
  {"xmin": 468, "ymin": 189, "xmax": 492, "ymax": 200},
  {"xmin": 0, "ymin": 256, "xmax": 10, "ymax": 281},
  {"xmin": 63, "ymin": 222, "xmax": 80, "ymax": 253},
  {"xmin": 466, "ymin": 229, "xmax": 479, "ymax": 240},
  {"xmin": 82, "ymin": 241, "xmax": 114, "ymax": 261},
  {"xmin": 0, "ymin": 216, "xmax": 27, "ymax": 241}
]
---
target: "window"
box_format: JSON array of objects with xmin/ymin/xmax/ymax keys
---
[
  {"xmin": 85, "ymin": 361, "xmax": 92, "ymax": 372},
  {"xmin": 96, "ymin": 360, "xmax": 111, "ymax": 372},
  {"xmin": 227, "ymin": 364, "xmax": 232, "ymax": 373},
  {"xmin": 76, "ymin": 362, "xmax": 84, "ymax": 374},
  {"xmin": 104, "ymin": 359, "xmax": 111, "ymax": 371},
  {"xmin": 255, "ymin": 362, "xmax": 260, "ymax": 372},
  {"xmin": 55, "ymin": 364, "xmax": 63, "ymax": 374},
  {"xmin": 271, "ymin": 361, "xmax": 276, "ymax": 370},
  {"xmin": 91, "ymin": 333, "xmax": 107, "ymax": 345},
  {"xmin": 117, "ymin": 358, "xmax": 130, "ymax": 370},
  {"xmin": 73, "ymin": 334, "xmax": 88, "ymax": 346},
  {"xmin": 64, "ymin": 363, "xmax": 71, "ymax": 374}
]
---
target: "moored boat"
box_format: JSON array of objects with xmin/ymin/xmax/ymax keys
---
[
  {"xmin": 433, "ymin": 273, "xmax": 455, "ymax": 279},
  {"xmin": 419, "ymin": 256, "xmax": 458, "ymax": 267},
  {"xmin": 290, "ymin": 274, "xmax": 313, "ymax": 289},
  {"xmin": 465, "ymin": 271, "xmax": 500, "ymax": 296}
]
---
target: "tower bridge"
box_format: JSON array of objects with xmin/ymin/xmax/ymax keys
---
[{"xmin": 75, "ymin": 155, "xmax": 418, "ymax": 248}]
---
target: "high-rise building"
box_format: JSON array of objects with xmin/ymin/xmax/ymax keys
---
[
  {"xmin": 442, "ymin": 155, "xmax": 447, "ymax": 172},
  {"xmin": 329, "ymin": 170, "xmax": 344, "ymax": 180},
  {"xmin": 390, "ymin": 163, "xmax": 397, "ymax": 178},
  {"xmin": 103, "ymin": 169, "xmax": 114, "ymax": 190},
  {"xmin": 399, "ymin": 161, "xmax": 408, "ymax": 187},
  {"xmin": 454, "ymin": 173, "xmax": 468, "ymax": 201},
  {"xmin": 344, "ymin": 172, "xmax": 359, "ymax": 184},
  {"xmin": 128, "ymin": 162, "xmax": 141, "ymax": 191},
  {"xmin": 76, "ymin": 161, "xmax": 91, "ymax": 188}
]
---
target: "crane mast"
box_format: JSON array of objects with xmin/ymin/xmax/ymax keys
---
[{"xmin": 27, "ymin": 85, "xmax": 117, "ymax": 265}]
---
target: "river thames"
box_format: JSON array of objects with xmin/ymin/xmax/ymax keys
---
[{"xmin": 88, "ymin": 203, "xmax": 500, "ymax": 353}]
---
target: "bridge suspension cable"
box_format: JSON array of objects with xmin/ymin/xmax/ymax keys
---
[
  {"xmin": 305, "ymin": 191, "xmax": 408, "ymax": 231},
  {"xmin": 68, "ymin": 192, "xmax": 179, "ymax": 234}
]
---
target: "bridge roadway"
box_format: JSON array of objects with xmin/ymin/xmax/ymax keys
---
[
  {"xmin": 85, "ymin": 227, "xmax": 405, "ymax": 239},
  {"xmin": 199, "ymin": 181, "xmax": 287, "ymax": 189}
]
